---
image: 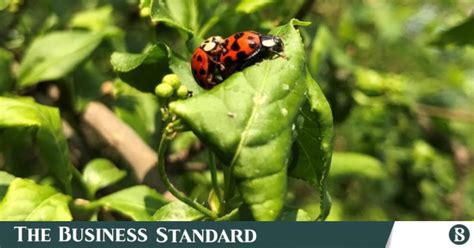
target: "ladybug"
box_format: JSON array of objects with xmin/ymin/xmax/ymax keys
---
[
  {"xmin": 219, "ymin": 31, "xmax": 285, "ymax": 78},
  {"xmin": 191, "ymin": 36, "xmax": 226, "ymax": 89}
]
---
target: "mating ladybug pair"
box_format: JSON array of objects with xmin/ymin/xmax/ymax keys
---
[{"xmin": 191, "ymin": 31, "xmax": 285, "ymax": 89}]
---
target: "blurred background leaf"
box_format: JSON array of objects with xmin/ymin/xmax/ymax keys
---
[
  {"xmin": 92, "ymin": 185, "xmax": 167, "ymax": 221},
  {"xmin": 0, "ymin": 178, "xmax": 72, "ymax": 221},
  {"xmin": 0, "ymin": 97, "xmax": 72, "ymax": 193},
  {"xmin": 17, "ymin": 31, "xmax": 104, "ymax": 88},
  {"xmin": 432, "ymin": 16, "xmax": 474, "ymax": 46},
  {"xmin": 153, "ymin": 200, "xmax": 205, "ymax": 221},
  {"xmin": 82, "ymin": 158, "xmax": 126, "ymax": 195}
]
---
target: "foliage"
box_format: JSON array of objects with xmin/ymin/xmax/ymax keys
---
[{"xmin": 0, "ymin": 0, "xmax": 473, "ymax": 221}]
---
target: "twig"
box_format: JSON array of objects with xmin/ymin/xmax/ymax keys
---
[
  {"xmin": 416, "ymin": 103, "xmax": 474, "ymax": 123},
  {"xmin": 449, "ymin": 142, "xmax": 472, "ymax": 220},
  {"xmin": 81, "ymin": 101, "xmax": 157, "ymax": 182}
]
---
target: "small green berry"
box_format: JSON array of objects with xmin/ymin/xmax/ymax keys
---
[
  {"xmin": 162, "ymin": 74, "xmax": 180, "ymax": 89},
  {"xmin": 140, "ymin": 7, "xmax": 150, "ymax": 17},
  {"xmin": 176, "ymin": 85, "xmax": 189, "ymax": 99},
  {"xmin": 155, "ymin": 83, "xmax": 173, "ymax": 98}
]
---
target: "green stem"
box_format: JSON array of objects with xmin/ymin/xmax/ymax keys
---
[
  {"xmin": 216, "ymin": 208, "xmax": 239, "ymax": 221},
  {"xmin": 208, "ymin": 150, "xmax": 223, "ymax": 209},
  {"xmin": 157, "ymin": 135, "xmax": 216, "ymax": 219},
  {"xmin": 197, "ymin": 16, "xmax": 220, "ymax": 38}
]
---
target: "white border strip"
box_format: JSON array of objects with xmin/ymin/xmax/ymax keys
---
[{"xmin": 386, "ymin": 222, "xmax": 473, "ymax": 248}]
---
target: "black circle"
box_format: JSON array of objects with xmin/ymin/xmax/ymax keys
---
[{"xmin": 449, "ymin": 224, "xmax": 470, "ymax": 245}]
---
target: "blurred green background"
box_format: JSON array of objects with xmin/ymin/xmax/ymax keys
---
[{"xmin": 1, "ymin": 0, "xmax": 473, "ymax": 220}]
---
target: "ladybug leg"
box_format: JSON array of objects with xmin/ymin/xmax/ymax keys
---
[
  {"xmin": 271, "ymin": 50, "xmax": 288, "ymax": 60},
  {"xmin": 207, "ymin": 72, "xmax": 219, "ymax": 88},
  {"xmin": 208, "ymin": 56, "xmax": 226, "ymax": 71}
]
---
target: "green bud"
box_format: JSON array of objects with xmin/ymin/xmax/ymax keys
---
[
  {"xmin": 155, "ymin": 83, "xmax": 173, "ymax": 98},
  {"xmin": 140, "ymin": 7, "xmax": 150, "ymax": 17},
  {"xmin": 162, "ymin": 74, "xmax": 180, "ymax": 89},
  {"xmin": 176, "ymin": 85, "xmax": 189, "ymax": 99}
]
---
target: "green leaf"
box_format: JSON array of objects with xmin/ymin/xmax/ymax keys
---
[
  {"xmin": 111, "ymin": 43, "xmax": 202, "ymax": 94},
  {"xmin": 432, "ymin": 16, "xmax": 474, "ymax": 46},
  {"xmin": 289, "ymin": 70, "xmax": 334, "ymax": 220},
  {"xmin": 170, "ymin": 19, "xmax": 308, "ymax": 220},
  {"xmin": 0, "ymin": 97, "xmax": 72, "ymax": 193},
  {"xmin": 0, "ymin": 48, "xmax": 14, "ymax": 93},
  {"xmin": 0, "ymin": 171, "xmax": 15, "ymax": 201},
  {"xmin": 278, "ymin": 207, "xmax": 312, "ymax": 221},
  {"xmin": 69, "ymin": 5, "xmax": 114, "ymax": 31},
  {"xmin": 330, "ymin": 152, "xmax": 385, "ymax": 179},
  {"xmin": 236, "ymin": 0, "xmax": 277, "ymax": 14},
  {"xmin": 111, "ymin": 80, "xmax": 161, "ymax": 146},
  {"xmin": 150, "ymin": 0, "xmax": 198, "ymax": 36},
  {"xmin": 93, "ymin": 185, "xmax": 167, "ymax": 221},
  {"xmin": 0, "ymin": 0, "xmax": 10, "ymax": 10},
  {"xmin": 153, "ymin": 201, "xmax": 205, "ymax": 221},
  {"xmin": 0, "ymin": 178, "xmax": 72, "ymax": 220},
  {"xmin": 111, "ymin": 45, "xmax": 167, "ymax": 72},
  {"xmin": 17, "ymin": 31, "xmax": 103, "ymax": 88},
  {"xmin": 111, "ymin": 44, "xmax": 169, "ymax": 92},
  {"xmin": 82, "ymin": 159, "xmax": 126, "ymax": 195}
]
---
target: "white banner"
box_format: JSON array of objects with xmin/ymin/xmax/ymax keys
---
[{"xmin": 386, "ymin": 222, "xmax": 473, "ymax": 248}]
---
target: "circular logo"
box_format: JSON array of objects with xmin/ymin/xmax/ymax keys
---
[{"xmin": 449, "ymin": 224, "xmax": 470, "ymax": 245}]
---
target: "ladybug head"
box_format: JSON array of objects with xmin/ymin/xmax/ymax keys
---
[
  {"xmin": 261, "ymin": 35, "xmax": 284, "ymax": 53},
  {"xmin": 200, "ymin": 36, "xmax": 225, "ymax": 55}
]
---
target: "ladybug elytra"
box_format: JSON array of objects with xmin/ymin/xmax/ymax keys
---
[
  {"xmin": 191, "ymin": 36, "xmax": 226, "ymax": 89},
  {"xmin": 219, "ymin": 31, "xmax": 285, "ymax": 78},
  {"xmin": 190, "ymin": 31, "xmax": 285, "ymax": 89}
]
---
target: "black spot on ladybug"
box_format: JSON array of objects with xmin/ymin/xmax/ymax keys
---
[
  {"xmin": 248, "ymin": 41, "xmax": 257, "ymax": 49},
  {"xmin": 247, "ymin": 36, "xmax": 255, "ymax": 41},
  {"xmin": 197, "ymin": 55, "xmax": 203, "ymax": 62},
  {"xmin": 234, "ymin": 32, "xmax": 243, "ymax": 39},
  {"xmin": 231, "ymin": 41, "xmax": 240, "ymax": 51},
  {"xmin": 224, "ymin": 56, "xmax": 233, "ymax": 67},
  {"xmin": 199, "ymin": 69, "xmax": 206, "ymax": 75},
  {"xmin": 237, "ymin": 51, "xmax": 247, "ymax": 60},
  {"xmin": 192, "ymin": 69, "xmax": 197, "ymax": 75}
]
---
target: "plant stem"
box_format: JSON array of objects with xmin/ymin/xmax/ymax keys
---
[
  {"xmin": 208, "ymin": 150, "xmax": 223, "ymax": 209},
  {"xmin": 157, "ymin": 134, "xmax": 216, "ymax": 219},
  {"xmin": 197, "ymin": 16, "xmax": 220, "ymax": 38},
  {"xmin": 216, "ymin": 208, "xmax": 239, "ymax": 221}
]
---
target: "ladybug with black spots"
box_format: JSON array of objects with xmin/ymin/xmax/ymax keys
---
[
  {"xmin": 219, "ymin": 31, "xmax": 285, "ymax": 78},
  {"xmin": 191, "ymin": 36, "xmax": 226, "ymax": 89}
]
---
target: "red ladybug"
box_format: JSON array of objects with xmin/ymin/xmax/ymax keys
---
[
  {"xmin": 191, "ymin": 36, "xmax": 226, "ymax": 89},
  {"xmin": 219, "ymin": 31, "xmax": 285, "ymax": 78}
]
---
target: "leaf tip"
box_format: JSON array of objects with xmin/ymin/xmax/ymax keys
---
[{"xmin": 290, "ymin": 19, "xmax": 311, "ymax": 27}]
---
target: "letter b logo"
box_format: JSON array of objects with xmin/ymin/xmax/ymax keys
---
[{"xmin": 449, "ymin": 224, "xmax": 470, "ymax": 245}]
